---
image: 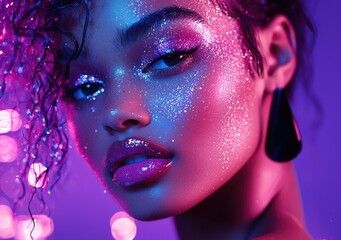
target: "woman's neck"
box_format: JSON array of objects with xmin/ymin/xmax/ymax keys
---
[{"xmin": 174, "ymin": 157, "xmax": 309, "ymax": 239}]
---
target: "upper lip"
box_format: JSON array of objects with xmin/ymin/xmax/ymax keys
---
[{"xmin": 106, "ymin": 138, "xmax": 174, "ymax": 173}]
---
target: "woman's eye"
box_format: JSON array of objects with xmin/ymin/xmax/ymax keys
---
[
  {"xmin": 66, "ymin": 75, "xmax": 105, "ymax": 101},
  {"xmin": 143, "ymin": 46, "xmax": 199, "ymax": 73}
]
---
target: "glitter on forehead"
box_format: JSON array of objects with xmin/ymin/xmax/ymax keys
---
[{"xmin": 128, "ymin": 0, "xmax": 155, "ymax": 19}]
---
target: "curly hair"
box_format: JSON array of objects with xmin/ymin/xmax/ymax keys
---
[
  {"xmin": 0, "ymin": 0, "xmax": 89, "ymax": 216},
  {"xmin": 1, "ymin": 0, "xmax": 313, "ymax": 216}
]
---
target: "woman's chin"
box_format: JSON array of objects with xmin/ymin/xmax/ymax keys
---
[{"xmin": 119, "ymin": 205, "xmax": 179, "ymax": 221}]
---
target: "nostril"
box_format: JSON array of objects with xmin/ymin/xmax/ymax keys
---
[
  {"xmin": 104, "ymin": 125, "xmax": 115, "ymax": 134},
  {"xmin": 121, "ymin": 119, "xmax": 140, "ymax": 128}
]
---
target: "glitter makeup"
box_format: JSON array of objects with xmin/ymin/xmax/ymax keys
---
[
  {"xmin": 66, "ymin": 74, "xmax": 105, "ymax": 101},
  {"xmin": 142, "ymin": 45, "xmax": 200, "ymax": 75}
]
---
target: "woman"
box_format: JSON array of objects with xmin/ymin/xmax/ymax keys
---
[{"xmin": 1, "ymin": 0, "xmax": 313, "ymax": 239}]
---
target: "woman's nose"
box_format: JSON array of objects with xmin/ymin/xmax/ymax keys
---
[{"xmin": 102, "ymin": 90, "xmax": 151, "ymax": 133}]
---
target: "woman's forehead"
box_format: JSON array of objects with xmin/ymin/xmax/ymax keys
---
[{"xmin": 87, "ymin": 0, "xmax": 226, "ymax": 28}]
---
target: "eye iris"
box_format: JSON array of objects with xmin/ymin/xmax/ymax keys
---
[
  {"xmin": 163, "ymin": 53, "xmax": 186, "ymax": 67},
  {"xmin": 82, "ymin": 83, "xmax": 101, "ymax": 96},
  {"xmin": 78, "ymin": 82, "xmax": 104, "ymax": 100}
]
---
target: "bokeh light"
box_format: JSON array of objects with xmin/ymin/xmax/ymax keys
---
[
  {"xmin": 110, "ymin": 211, "xmax": 137, "ymax": 240},
  {"xmin": 28, "ymin": 163, "xmax": 47, "ymax": 188},
  {"xmin": 13, "ymin": 214, "xmax": 54, "ymax": 240},
  {"xmin": 0, "ymin": 204, "xmax": 15, "ymax": 239},
  {"xmin": 0, "ymin": 109, "xmax": 22, "ymax": 134},
  {"xmin": 0, "ymin": 136, "xmax": 18, "ymax": 163}
]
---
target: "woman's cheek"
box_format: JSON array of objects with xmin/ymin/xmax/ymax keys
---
[
  {"xmin": 65, "ymin": 103, "xmax": 105, "ymax": 170},
  {"xmin": 215, "ymin": 79, "xmax": 261, "ymax": 175},
  {"xmin": 136, "ymin": 68, "xmax": 206, "ymax": 152},
  {"xmin": 178, "ymin": 59, "xmax": 262, "ymax": 184}
]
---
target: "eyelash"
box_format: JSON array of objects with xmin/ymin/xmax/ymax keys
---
[
  {"xmin": 142, "ymin": 45, "xmax": 200, "ymax": 74},
  {"xmin": 65, "ymin": 74, "xmax": 105, "ymax": 101}
]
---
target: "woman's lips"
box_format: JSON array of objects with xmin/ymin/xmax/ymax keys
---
[{"xmin": 106, "ymin": 138, "xmax": 174, "ymax": 188}]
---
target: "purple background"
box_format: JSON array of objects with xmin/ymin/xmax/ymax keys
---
[
  {"xmin": 49, "ymin": 0, "xmax": 341, "ymax": 239},
  {"xmin": 47, "ymin": 0, "xmax": 341, "ymax": 239},
  {"xmin": 2, "ymin": 0, "xmax": 341, "ymax": 239}
]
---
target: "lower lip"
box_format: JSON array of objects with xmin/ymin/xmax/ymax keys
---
[{"xmin": 112, "ymin": 158, "xmax": 172, "ymax": 188}]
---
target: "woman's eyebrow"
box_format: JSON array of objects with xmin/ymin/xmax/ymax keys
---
[{"xmin": 116, "ymin": 5, "xmax": 204, "ymax": 47}]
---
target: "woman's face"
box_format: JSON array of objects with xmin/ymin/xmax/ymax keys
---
[{"xmin": 64, "ymin": 0, "xmax": 265, "ymax": 220}]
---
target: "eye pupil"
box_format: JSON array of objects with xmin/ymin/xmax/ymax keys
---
[
  {"xmin": 81, "ymin": 83, "xmax": 102, "ymax": 96},
  {"xmin": 163, "ymin": 53, "xmax": 186, "ymax": 67}
]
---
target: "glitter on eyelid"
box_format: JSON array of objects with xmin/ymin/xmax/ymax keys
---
[
  {"xmin": 75, "ymin": 74, "xmax": 103, "ymax": 86},
  {"xmin": 193, "ymin": 22, "xmax": 213, "ymax": 45}
]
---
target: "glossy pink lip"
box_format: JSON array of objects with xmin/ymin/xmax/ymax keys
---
[{"xmin": 106, "ymin": 138, "xmax": 174, "ymax": 188}]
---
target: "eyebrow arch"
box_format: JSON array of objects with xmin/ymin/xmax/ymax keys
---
[{"xmin": 117, "ymin": 5, "xmax": 205, "ymax": 47}]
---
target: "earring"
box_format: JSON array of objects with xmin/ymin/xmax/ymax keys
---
[{"xmin": 265, "ymin": 88, "xmax": 302, "ymax": 162}]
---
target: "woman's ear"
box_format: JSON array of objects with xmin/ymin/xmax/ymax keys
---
[{"xmin": 257, "ymin": 15, "xmax": 297, "ymax": 92}]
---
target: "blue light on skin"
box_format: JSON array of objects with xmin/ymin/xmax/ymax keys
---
[
  {"xmin": 110, "ymin": 110, "xmax": 119, "ymax": 116},
  {"xmin": 113, "ymin": 67, "xmax": 126, "ymax": 79}
]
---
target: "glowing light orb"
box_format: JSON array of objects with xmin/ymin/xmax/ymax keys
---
[
  {"xmin": 110, "ymin": 211, "xmax": 137, "ymax": 240},
  {"xmin": 0, "ymin": 205, "xmax": 15, "ymax": 239},
  {"xmin": 0, "ymin": 136, "xmax": 18, "ymax": 163},
  {"xmin": 28, "ymin": 163, "xmax": 48, "ymax": 188},
  {"xmin": 14, "ymin": 215, "xmax": 54, "ymax": 240},
  {"xmin": 0, "ymin": 109, "xmax": 22, "ymax": 134}
]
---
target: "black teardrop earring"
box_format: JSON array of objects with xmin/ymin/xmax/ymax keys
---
[{"xmin": 265, "ymin": 88, "xmax": 302, "ymax": 162}]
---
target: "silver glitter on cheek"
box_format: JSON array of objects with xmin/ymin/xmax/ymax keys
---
[
  {"xmin": 207, "ymin": 27, "xmax": 260, "ymax": 174},
  {"xmin": 147, "ymin": 69, "xmax": 202, "ymax": 122}
]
